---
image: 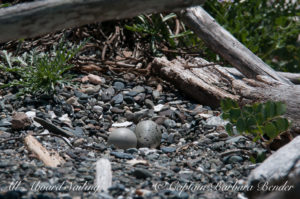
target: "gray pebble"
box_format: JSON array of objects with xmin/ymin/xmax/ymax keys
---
[
  {"xmin": 110, "ymin": 152, "xmax": 134, "ymax": 159},
  {"xmin": 163, "ymin": 119, "xmax": 176, "ymax": 128},
  {"xmin": 113, "ymin": 81, "xmax": 125, "ymax": 90},
  {"xmin": 132, "ymin": 85, "xmax": 145, "ymax": 93},
  {"xmin": 131, "ymin": 168, "xmax": 152, "ymax": 179},
  {"xmin": 161, "ymin": 147, "xmax": 176, "ymax": 153},
  {"xmin": 111, "ymin": 93, "xmax": 123, "ymax": 104}
]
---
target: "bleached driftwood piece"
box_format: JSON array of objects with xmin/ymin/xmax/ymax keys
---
[
  {"xmin": 225, "ymin": 67, "xmax": 300, "ymax": 85},
  {"xmin": 246, "ymin": 136, "xmax": 300, "ymax": 199},
  {"xmin": 179, "ymin": 6, "xmax": 292, "ymax": 85},
  {"xmin": 152, "ymin": 57, "xmax": 300, "ymax": 133},
  {"xmin": 0, "ymin": 0, "xmax": 206, "ymax": 42},
  {"xmin": 95, "ymin": 158, "xmax": 112, "ymax": 192},
  {"xmin": 24, "ymin": 135, "xmax": 65, "ymax": 167}
]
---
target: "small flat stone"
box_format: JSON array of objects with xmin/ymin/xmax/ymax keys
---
[
  {"xmin": 0, "ymin": 161, "xmax": 14, "ymax": 168},
  {"xmin": 101, "ymin": 87, "xmax": 115, "ymax": 102},
  {"xmin": 0, "ymin": 131, "xmax": 11, "ymax": 138},
  {"xmin": 124, "ymin": 110, "xmax": 134, "ymax": 121},
  {"xmin": 92, "ymin": 105, "xmax": 103, "ymax": 114},
  {"xmin": 161, "ymin": 147, "xmax": 176, "ymax": 153},
  {"xmin": 206, "ymin": 132, "xmax": 220, "ymax": 139},
  {"xmin": 111, "ymin": 94, "xmax": 123, "ymax": 104},
  {"xmin": 74, "ymin": 90, "xmax": 89, "ymax": 100},
  {"xmin": 126, "ymin": 91, "xmax": 138, "ymax": 97},
  {"xmin": 163, "ymin": 119, "xmax": 176, "ymax": 128},
  {"xmin": 110, "ymin": 152, "xmax": 134, "ymax": 159},
  {"xmin": 81, "ymin": 85, "xmax": 101, "ymax": 94},
  {"xmin": 110, "ymin": 107, "xmax": 125, "ymax": 114},
  {"xmin": 131, "ymin": 168, "xmax": 152, "ymax": 179},
  {"xmin": 225, "ymin": 136, "xmax": 247, "ymax": 144},
  {"xmin": 125, "ymin": 148, "xmax": 139, "ymax": 154},
  {"xmin": 0, "ymin": 119, "xmax": 11, "ymax": 127},
  {"xmin": 206, "ymin": 116, "xmax": 228, "ymax": 126},
  {"xmin": 88, "ymin": 74, "xmax": 103, "ymax": 85},
  {"xmin": 228, "ymin": 155, "xmax": 244, "ymax": 163},
  {"xmin": 133, "ymin": 93, "xmax": 146, "ymax": 102},
  {"xmin": 93, "ymin": 143, "xmax": 107, "ymax": 152},
  {"xmin": 34, "ymin": 117, "xmax": 74, "ymax": 137},
  {"xmin": 113, "ymin": 81, "xmax": 125, "ymax": 90},
  {"xmin": 11, "ymin": 112, "xmax": 31, "ymax": 130},
  {"xmin": 152, "ymin": 90, "xmax": 160, "ymax": 99},
  {"xmin": 132, "ymin": 85, "xmax": 145, "ymax": 93},
  {"xmin": 123, "ymin": 96, "xmax": 135, "ymax": 104},
  {"xmin": 145, "ymin": 99, "xmax": 155, "ymax": 109}
]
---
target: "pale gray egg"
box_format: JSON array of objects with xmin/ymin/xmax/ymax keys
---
[
  {"xmin": 108, "ymin": 128, "xmax": 137, "ymax": 149},
  {"xmin": 135, "ymin": 120, "xmax": 161, "ymax": 148}
]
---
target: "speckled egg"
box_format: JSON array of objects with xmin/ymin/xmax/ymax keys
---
[
  {"xmin": 135, "ymin": 120, "xmax": 162, "ymax": 148},
  {"xmin": 108, "ymin": 128, "xmax": 137, "ymax": 149}
]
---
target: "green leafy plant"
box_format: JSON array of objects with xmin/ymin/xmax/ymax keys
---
[
  {"xmin": 221, "ymin": 98, "xmax": 290, "ymax": 142},
  {"xmin": 0, "ymin": 3, "xmax": 11, "ymax": 8},
  {"xmin": 125, "ymin": 14, "xmax": 194, "ymax": 56},
  {"xmin": 204, "ymin": 0, "xmax": 300, "ymax": 72},
  {"xmin": 250, "ymin": 148, "xmax": 267, "ymax": 163},
  {"xmin": 0, "ymin": 39, "xmax": 86, "ymax": 96}
]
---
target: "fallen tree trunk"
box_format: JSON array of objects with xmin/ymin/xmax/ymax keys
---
[
  {"xmin": 152, "ymin": 57, "xmax": 300, "ymax": 133},
  {"xmin": 0, "ymin": 0, "xmax": 205, "ymax": 43},
  {"xmin": 179, "ymin": 6, "xmax": 292, "ymax": 85}
]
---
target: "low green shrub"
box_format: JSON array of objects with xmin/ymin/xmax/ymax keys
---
[
  {"xmin": 0, "ymin": 39, "xmax": 86, "ymax": 96},
  {"xmin": 204, "ymin": 0, "xmax": 300, "ymax": 72},
  {"xmin": 220, "ymin": 98, "xmax": 290, "ymax": 142},
  {"xmin": 125, "ymin": 14, "xmax": 198, "ymax": 56}
]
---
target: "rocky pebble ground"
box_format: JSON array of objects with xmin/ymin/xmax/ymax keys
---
[{"xmin": 0, "ymin": 71, "xmax": 266, "ymax": 199}]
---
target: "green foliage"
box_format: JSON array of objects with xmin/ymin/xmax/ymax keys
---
[
  {"xmin": 250, "ymin": 148, "xmax": 267, "ymax": 163},
  {"xmin": 204, "ymin": 0, "xmax": 300, "ymax": 72},
  {"xmin": 0, "ymin": 39, "xmax": 86, "ymax": 96},
  {"xmin": 0, "ymin": 3, "xmax": 11, "ymax": 8},
  {"xmin": 125, "ymin": 14, "xmax": 195, "ymax": 56},
  {"xmin": 221, "ymin": 98, "xmax": 289, "ymax": 142}
]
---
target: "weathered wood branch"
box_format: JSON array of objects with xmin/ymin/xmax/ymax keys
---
[
  {"xmin": 179, "ymin": 6, "xmax": 293, "ymax": 85},
  {"xmin": 24, "ymin": 135, "xmax": 65, "ymax": 167},
  {"xmin": 0, "ymin": 0, "xmax": 206, "ymax": 42},
  {"xmin": 225, "ymin": 67, "xmax": 300, "ymax": 85},
  {"xmin": 95, "ymin": 158, "xmax": 112, "ymax": 192},
  {"xmin": 246, "ymin": 136, "xmax": 300, "ymax": 199},
  {"xmin": 153, "ymin": 57, "xmax": 300, "ymax": 133}
]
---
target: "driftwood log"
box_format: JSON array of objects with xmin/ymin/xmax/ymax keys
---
[
  {"xmin": 0, "ymin": 0, "xmax": 206, "ymax": 43},
  {"xmin": 178, "ymin": 6, "xmax": 292, "ymax": 85},
  {"xmin": 246, "ymin": 136, "xmax": 300, "ymax": 199},
  {"xmin": 24, "ymin": 135, "xmax": 65, "ymax": 167},
  {"xmin": 153, "ymin": 57, "xmax": 300, "ymax": 134}
]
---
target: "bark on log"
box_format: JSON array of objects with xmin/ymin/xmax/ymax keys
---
[
  {"xmin": 152, "ymin": 57, "xmax": 300, "ymax": 133},
  {"xmin": 179, "ymin": 6, "xmax": 292, "ymax": 85},
  {"xmin": 0, "ymin": 0, "xmax": 206, "ymax": 43}
]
